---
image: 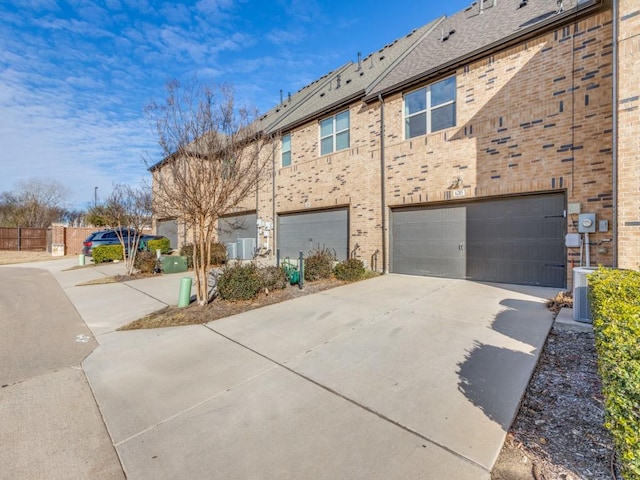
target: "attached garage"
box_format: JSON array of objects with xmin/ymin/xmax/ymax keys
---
[
  {"xmin": 156, "ymin": 219, "xmax": 178, "ymax": 249},
  {"xmin": 391, "ymin": 193, "xmax": 566, "ymax": 288},
  {"xmin": 277, "ymin": 208, "xmax": 349, "ymax": 260},
  {"xmin": 218, "ymin": 212, "xmax": 257, "ymax": 245}
]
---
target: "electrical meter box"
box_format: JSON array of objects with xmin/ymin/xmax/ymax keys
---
[
  {"xmin": 161, "ymin": 256, "xmax": 188, "ymax": 274},
  {"xmin": 578, "ymin": 213, "xmax": 596, "ymax": 233}
]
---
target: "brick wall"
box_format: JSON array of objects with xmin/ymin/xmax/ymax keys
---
[
  {"xmin": 153, "ymin": 6, "xmax": 622, "ymax": 285},
  {"xmin": 50, "ymin": 225, "xmax": 102, "ymax": 255},
  {"xmin": 276, "ymin": 101, "xmax": 383, "ymax": 263},
  {"xmin": 273, "ymin": 9, "xmax": 614, "ymax": 281},
  {"xmin": 617, "ymin": 0, "xmax": 640, "ymax": 269}
]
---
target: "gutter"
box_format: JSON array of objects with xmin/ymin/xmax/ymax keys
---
[
  {"xmin": 267, "ymin": 88, "xmax": 364, "ymax": 135},
  {"xmin": 612, "ymin": 0, "xmax": 618, "ymax": 267}
]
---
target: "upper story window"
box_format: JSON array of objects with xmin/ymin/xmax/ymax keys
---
[
  {"xmin": 320, "ymin": 110, "xmax": 350, "ymax": 155},
  {"xmin": 281, "ymin": 134, "xmax": 291, "ymax": 167},
  {"xmin": 404, "ymin": 76, "xmax": 456, "ymax": 139}
]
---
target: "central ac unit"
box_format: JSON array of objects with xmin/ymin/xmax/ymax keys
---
[{"xmin": 236, "ymin": 238, "xmax": 256, "ymax": 260}]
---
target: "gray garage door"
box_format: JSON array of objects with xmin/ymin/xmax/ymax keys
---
[
  {"xmin": 218, "ymin": 212, "xmax": 257, "ymax": 245},
  {"xmin": 156, "ymin": 219, "xmax": 178, "ymax": 249},
  {"xmin": 278, "ymin": 209, "xmax": 348, "ymax": 260},
  {"xmin": 391, "ymin": 194, "xmax": 566, "ymax": 287}
]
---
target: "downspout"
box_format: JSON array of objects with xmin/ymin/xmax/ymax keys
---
[
  {"xmin": 378, "ymin": 94, "xmax": 388, "ymax": 274},
  {"xmin": 272, "ymin": 137, "xmax": 277, "ymax": 259},
  {"xmin": 612, "ymin": 0, "xmax": 619, "ymax": 267},
  {"xmin": 256, "ymin": 141, "xmax": 260, "ymax": 253}
]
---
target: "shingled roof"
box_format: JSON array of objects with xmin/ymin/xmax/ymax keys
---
[
  {"xmin": 264, "ymin": 0, "xmax": 602, "ymax": 134},
  {"xmin": 264, "ymin": 17, "xmax": 441, "ymax": 134},
  {"xmin": 365, "ymin": 0, "xmax": 599, "ymax": 100}
]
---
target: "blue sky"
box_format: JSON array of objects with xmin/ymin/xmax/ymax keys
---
[{"xmin": 0, "ymin": 0, "xmax": 472, "ymax": 209}]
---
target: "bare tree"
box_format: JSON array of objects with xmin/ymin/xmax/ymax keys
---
[
  {"xmin": 100, "ymin": 183, "xmax": 152, "ymax": 276},
  {"xmin": 0, "ymin": 178, "xmax": 70, "ymax": 227},
  {"xmin": 147, "ymin": 80, "xmax": 273, "ymax": 306}
]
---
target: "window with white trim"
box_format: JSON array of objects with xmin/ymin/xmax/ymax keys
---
[
  {"xmin": 281, "ymin": 133, "xmax": 291, "ymax": 167},
  {"xmin": 320, "ymin": 110, "xmax": 350, "ymax": 155},
  {"xmin": 404, "ymin": 76, "xmax": 456, "ymax": 139}
]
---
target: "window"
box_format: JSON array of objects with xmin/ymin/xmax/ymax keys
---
[
  {"xmin": 281, "ymin": 134, "xmax": 291, "ymax": 167},
  {"xmin": 320, "ymin": 110, "xmax": 350, "ymax": 155},
  {"xmin": 404, "ymin": 76, "xmax": 456, "ymax": 139}
]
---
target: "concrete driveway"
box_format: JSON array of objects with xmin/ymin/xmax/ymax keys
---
[{"xmin": 65, "ymin": 266, "xmax": 557, "ymax": 479}]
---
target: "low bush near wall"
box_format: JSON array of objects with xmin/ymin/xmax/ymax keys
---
[
  {"xmin": 146, "ymin": 237, "xmax": 170, "ymax": 254},
  {"xmin": 589, "ymin": 267, "xmax": 640, "ymax": 479},
  {"xmin": 304, "ymin": 247, "xmax": 335, "ymax": 281},
  {"xmin": 334, "ymin": 258, "xmax": 366, "ymax": 282},
  {"xmin": 217, "ymin": 262, "xmax": 262, "ymax": 301},
  {"xmin": 260, "ymin": 265, "xmax": 288, "ymax": 291},
  {"xmin": 134, "ymin": 251, "xmax": 158, "ymax": 274},
  {"xmin": 93, "ymin": 244, "xmax": 124, "ymax": 263},
  {"xmin": 180, "ymin": 242, "xmax": 227, "ymax": 269}
]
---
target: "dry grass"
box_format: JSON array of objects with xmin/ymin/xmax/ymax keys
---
[
  {"xmin": 75, "ymin": 272, "xmax": 155, "ymax": 286},
  {"xmin": 0, "ymin": 250, "xmax": 69, "ymax": 265},
  {"xmin": 545, "ymin": 290, "xmax": 573, "ymax": 316}
]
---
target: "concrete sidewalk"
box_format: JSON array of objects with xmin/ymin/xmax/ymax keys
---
[
  {"xmin": 10, "ymin": 258, "xmax": 558, "ymax": 479},
  {"xmin": 0, "ymin": 265, "xmax": 125, "ymax": 479}
]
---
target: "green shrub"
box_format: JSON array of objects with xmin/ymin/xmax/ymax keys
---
[
  {"xmin": 134, "ymin": 251, "xmax": 158, "ymax": 274},
  {"xmin": 334, "ymin": 258, "xmax": 366, "ymax": 282},
  {"xmin": 147, "ymin": 237, "xmax": 170, "ymax": 254},
  {"xmin": 304, "ymin": 247, "xmax": 335, "ymax": 281},
  {"xmin": 93, "ymin": 244, "xmax": 124, "ymax": 263},
  {"xmin": 180, "ymin": 242, "xmax": 227, "ymax": 269},
  {"xmin": 260, "ymin": 265, "xmax": 288, "ymax": 291},
  {"xmin": 217, "ymin": 262, "xmax": 262, "ymax": 301},
  {"xmin": 589, "ymin": 267, "xmax": 640, "ymax": 479}
]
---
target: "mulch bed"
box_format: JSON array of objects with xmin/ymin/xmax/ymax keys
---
[
  {"xmin": 118, "ymin": 277, "xmax": 346, "ymax": 330},
  {"xmin": 492, "ymin": 327, "xmax": 617, "ymax": 480}
]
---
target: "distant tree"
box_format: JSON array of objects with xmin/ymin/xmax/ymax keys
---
[
  {"xmin": 84, "ymin": 204, "xmax": 110, "ymax": 227},
  {"xmin": 0, "ymin": 178, "xmax": 70, "ymax": 227},
  {"xmin": 98, "ymin": 183, "xmax": 152, "ymax": 276},
  {"xmin": 146, "ymin": 80, "xmax": 273, "ymax": 306}
]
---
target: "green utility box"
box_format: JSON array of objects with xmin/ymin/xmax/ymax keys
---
[{"xmin": 160, "ymin": 255, "xmax": 188, "ymax": 274}]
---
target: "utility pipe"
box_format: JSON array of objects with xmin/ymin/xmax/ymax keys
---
[
  {"xmin": 378, "ymin": 94, "xmax": 388, "ymax": 274},
  {"xmin": 271, "ymin": 137, "xmax": 277, "ymax": 259}
]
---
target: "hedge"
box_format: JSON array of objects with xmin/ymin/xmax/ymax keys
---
[
  {"xmin": 180, "ymin": 242, "xmax": 227, "ymax": 269},
  {"xmin": 93, "ymin": 244, "xmax": 124, "ymax": 263},
  {"xmin": 134, "ymin": 251, "xmax": 158, "ymax": 274},
  {"xmin": 146, "ymin": 237, "xmax": 171, "ymax": 254},
  {"xmin": 217, "ymin": 262, "xmax": 262, "ymax": 301},
  {"xmin": 589, "ymin": 267, "xmax": 640, "ymax": 479},
  {"xmin": 334, "ymin": 258, "xmax": 366, "ymax": 282},
  {"xmin": 304, "ymin": 247, "xmax": 335, "ymax": 281}
]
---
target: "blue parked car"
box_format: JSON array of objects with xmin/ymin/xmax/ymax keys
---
[{"xmin": 82, "ymin": 229, "xmax": 164, "ymax": 256}]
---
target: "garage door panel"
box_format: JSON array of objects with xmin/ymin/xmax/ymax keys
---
[
  {"xmin": 218, "ymin": 213, "xmax": 257, "ymax": 245},
  {"xmin": 278, "ymin": 209, "xmax": 348, "ymax": 261},
  {"xmin": 391, "ymin": 207, "xmax": 465, "ymax": 277},
  {"xmin": 157, "ymin": 219, "xmax": 178, "ymax": 249}
]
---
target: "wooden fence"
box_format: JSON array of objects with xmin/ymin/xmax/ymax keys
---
[{"xmin": 0, "ymin": 227, "xmax": 48, "ymax": 251}]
